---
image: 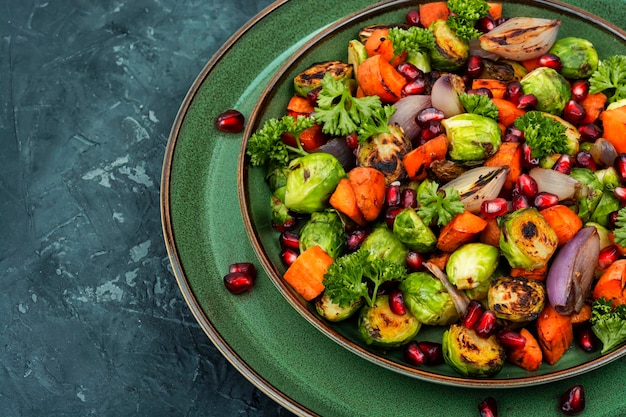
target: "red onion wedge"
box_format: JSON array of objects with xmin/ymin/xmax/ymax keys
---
[
  {"xmin": 390, "ymin": 95, "xmax": 432, "ymax": 142},
  {"xmin": 529, "ymin": 167, "xmax": 581, "ymax": 201},
  {"xmin": 431, "ymin": 74, "xmax": 466, "ymax": 118},
  {"xmin": 442, "ymin": 166, "xmax": 509, "ymax": 213},
  {"xmin": 546, "ymin": 226, "xmax": 600, "ymax": 315}
]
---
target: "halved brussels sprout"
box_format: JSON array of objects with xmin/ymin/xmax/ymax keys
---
[
  {"xmin": 589, "ymin": 191, "xmax": 620, "ymax": 228},
  {"xmin": 488, "ymin": 276, "xmax": 546, "ymax": 322},
  {"xmin": 399, "ymin": 272, "xmax": 459, "ymax": 326},
  {"xmin": 284, "ymin": 153, "xmax": 346, "ymax": 213},
  {"xmin": 442, "ymin": 114, "xmax": 501, "ymax": 163},
  {"xmin": 293, "ymin": 61, "xmax": 353, "ymax": 97},
  {"xmin": 429, "ymin": 19, "xmax": 469, "ymax": 71},
  {"xmin": 549, "ymin": 37, "xmax": 599, "ymax": 79},
  {"xmin": 299, "ymin": 210, "xmax": 346, "ymax": 259},
  {"xmin": 520, "ymin": 67, "xmax": 571, "ymax": 115},
  {"xmin": 357, "ymin": 124, "xmax": 411, "ymax": 184},
  {"xmin": 596, "ymin": 167, "xmax": 620, "ymax": 191},
  {"xmin": 358, "ymin": 295, "xmax": 421, "ymax": 348},
  {"xmin": 442, "ymin": 324, "xmax": 505, "ymax": 377},
  {"xmin": 360, "ymin": 226, "xmax": 409, "ymax": 266},
  {"xmin": 446, "ymin": 243, "xmax": 500, "ymax": 290},
  {"xmin": 393, "ymin": 208, "xmax": 437, "ymax": 252},
  {"xmin": 465, "ymin": 263, "xmax": 508, "ymax": 302},
  {"xmin": 570, "ymin": 168, "xmax": 604, "ymax": 223},
  {"xmin": 316, "ymin": 293, "xmax": 364, "ymax": 322}
]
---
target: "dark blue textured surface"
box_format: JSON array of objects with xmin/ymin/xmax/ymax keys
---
[{"xmin": 0, "ymin": 1, "xmax": 294, "ymax": 415}]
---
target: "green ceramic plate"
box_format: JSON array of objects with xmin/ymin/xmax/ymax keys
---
[{"xmin": 163, "ymin": 0, "xmax": 626, "ymax": 415}]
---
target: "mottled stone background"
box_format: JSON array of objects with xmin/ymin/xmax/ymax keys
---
[{"xmin": 0, "ymin": 1, "xmax": 294, "ymax": 415}]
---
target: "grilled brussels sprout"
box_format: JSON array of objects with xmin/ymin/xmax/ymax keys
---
[
  {"xmin": 429, "ymin": 20, "xmax": 469, "ymax": 71},
  {"xmin": 399, "ymin": 272, "xmax": 459, "ymax": 326},
  {"xmin": 446, "ymin": 243, "xmax": 500, "ymax": 290},
  {"xmin": 443, "ymin": 114, "xmax": 501, "ymax": 163},
  {"xmin": 442, "ymin": 324, "xmax": 505, "ymax": 377},
  {"xmin": 284, "ymin": 153, "xmax": 346, "ymax": 213},
  {"xmin": 488, "ymin": 276, "xmax": 546, "ymax": 322},
  {"xmin": 360, "ymin": 226, "xmax": 409, "ymax": 266},
  {"xmin": 392, "ymin": 208, "xmax": 437, "ymax": 252},
  {"xmin": 316, "ymin": 293, "xmax": 363, "ymax": 322},
  {"xmin": 293, "ymin": 61, "xmax": 354, "ymax": 97},
  {"xmin": 596, "ymin": 167, "xmax": 620, "ymax": 191},
  {"xmin": 570, "ymin": 168, "xmax": 604, "ymax": 223},
  {"xmin": 520, "ymin": 67, "xmax": 571, "ymax": 115},
  {"xmin": 549, "ymin": 37, "xmax": 599, "ymax": 79},
  {"xmin": 356, "ymin": 124, "xmax": 411, "ymax": 184},
  {"xmin": 499, "ymin": 208, "xmax": 559, "ymax": 270},
  {"xmin": 299, "ymin": 210, "xmax": 345, "ymax": 259},
  {"xmin": 479, "ymin": 59, "xmax": 516, "ymax": 81},
  {"xmin": 358, "ymin": 295, "xmax": 421, "ymax": 348}
]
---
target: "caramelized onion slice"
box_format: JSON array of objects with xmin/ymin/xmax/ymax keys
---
[{"xmin": 479, "ymin": 17, "xmax": 561, "ymax": 61}]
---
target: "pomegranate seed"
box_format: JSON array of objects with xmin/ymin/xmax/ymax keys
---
[
  {"xmin": 571, "ymin": 79, "xmax": 590, "ymax": 102},
  {"xmin": 615, "ymin": 186, "xmax": 626, "ymax": 205},
  {"xmin": 512, "ymin": 194, "xmax": 531, "ymax": 211},
  {"xmin": 578, "ymin": 123, "xmax": 602, "ymax": 142},
  {"xmin": 401, "ymin": 188, "xmax": 418, "ymax": 208},
  {"xmin": 420, "ymin": 120, "xmax": 444, "ymax": 141},
  {"xmin": 552, "ymin": 154, "xmax": 575, "ymax": 175},
  {"xmin": 576, "ymin": 325, "xmax": 599, "ymax": 353},
  {"xmin": 415, "ymin": 107, "xmax": 445, "ymax": 127},
  {"xmin": 475, "ymin": 15, "xmax": 496, "ymax": 33},
  {"xmin": 614, "ymin": 153, "xmax": 626, "ymax": 183},
  {"xmin": 516, "ymin": 173, "xmax": 539, "ymax": 199},
  {"xmin": 538, "ymin": 53, "xmax": 562, "ymax": 71},
  {"xmin": 272, "ymin": 217, "xmax": 296, "ymax": 232},
  {"xmin": 405, "ymin": 9, "xmax": 420, "ymax": 26},
  {"xmin": 505, "ymin": 81, "xmax": 523, "ymax": 104},
  {"xmin": 563, "ymin": 100, "xmax": 587, "ymax": 126},
  {"xmin": 575, "ymin": 150, "xmax": 597, "ymax": 171},
  {"xmin": 385, "ymin": 206, "xmax": 404, "ymax": 229},
  {"xmin": 346, "ymin": 229, "xmax": 369, "ymax": 252},
  {"xmin": 417, "ymin": 341, "xmax": 444, "ymax": 365},
  {"xmin": 402, "ymin": 78, "xmax": 427, "ymax": 96},
  {"xmin": 281, "ymin": 248, "xmax": 299, "ymax": 266},
  {"xmin": 496, "ymin": 329, "xmax": 526, "ymax": 349},
  {"xmin": 474, "ymin": 310, "xmax": 498, "ymax": 338},
  {"xmin": 223, "ymin": 272, "xmax": 254, "ymax": 294},
  {"xmin": 463, "ymin": 300, "xmax": 485, "ymax": 329},
  {"xmin": 467, "ymin": 87, "xmax": 493, "ymax": 98},
  {"xmin": 517, "ymin": 94, "xmax": 538, "ymax": 110},
  {"xmin": 386, "ymin": 182, "xmax": 402, "ymax": 207},
  {"xmin": 389, "ymin": 289, "xmax": 407, "ymax": 315},
  {"xmin": 216, "ymin": 109, "xmax": 245, "ymax": 133},
  {"xmin": 306, "ymin": 87, "xmax": 321, "ymax": 106},
  {"xmin": 478, "ymin": 396, "xmax": 498, "ymax": 417},
  {"xmin": 279, "ymin": 230, "xmax": 300, "ymax": 250},
  {"xmin": 404, "ymin": 341, "xmax": 428, "ymax": 366},
  {"xmin": 598, "ymin": 244, "xmax": 620, "ymax": 269},
  {"xmin": 560, "ymin": 385, "xmax": 585, "ymax": 416},
  {"xmin": 465, "ymin": 55, "xmax": 484, "ymax": 78},
  {"xmin": 397, "ymin": 62, "xmax": 423, "ymax": 81},
  {"xmin": 480, "ymin": 198, "xmax": 509, "ymax": 219},
  {"xmin": 345, "ymin": 132, "xmax": 359, "ymax": 149},
  {"xmin": 608, "ymin": 211, "xmax": 620, "ymax": 230},
  {"xmin": 406, "ymin": 250, "xmax": 425, "ymax": 272},
  {"xmin": 534, "ymin": 192, "xmax": 560, "ymax": 210},
  {"xmin": 229, "ymin": 262, "xmax": 257, "ymax": 279},
  {"xmin": 522, "ymin": 143, "xmax": 540, "ymax": 169}
]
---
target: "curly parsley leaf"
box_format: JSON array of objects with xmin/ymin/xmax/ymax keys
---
[
  {"xmin": 417, "ymin": 180, "xmax": 465, "ymax": 227},
  {"xmin": 589, "ymin": 55, "xmax": 626, "ymax": 104},
  {"xmin": 613, "ymin": 206, "xmax": 626, "ymax": 248},
  {"xmin": 357, "ymin": 105, "xmax": 397, "ymax": 143},
  {"xmin": 387, "ymin": 26, "xmax": 436, "ymax": 57},
  {"xmin": 246, "ymin": 115, "xmax": 315, "ymax": 167},
  {"xmin": 458, "ymin": 93, "xmax": 499, "ymax": 120},
  {"xmin": 514, "ymin": 111, "xmax": 569, "ymax": 159},
  {"xmin": 591, "ymin": 297, "xmax": 626, "ymax": 354},
  {"xmin": 446, "ymin": 0, "xmax": 490, "ymax": 41},
  {"xmin": 313, "ymin": 72, "xmax": 383, "ymax": 137}
]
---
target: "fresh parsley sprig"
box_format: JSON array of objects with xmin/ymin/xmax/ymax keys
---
[
  {"xmin": 447, "ymin": 0, "xmax": 491, "ymax": 41},
  {"xmin": 591, "ymin": 297, "xmax": 626, "ymax": 354},
  {"xmin": 387, "ymin": 26, "xmax": 436, "ymax": 57},
  {"xmin": 357, "ymin": 105, "xmax": 397, "ymax": 144},
  {"xmin": 514, "ymin": 111, "xmax": 569, "ymax": 160},
  {"xmin": 417, "ymin": 180, "xmax": 465, "ymax": 227},
  {"xmin": 612, "ymin": 206, "xmax": 626, "ymax": 248},
  {"xmin": 246, "ymin": 115, "xmax": 315, "ymax": 167},
  {"xmin": 458, "ymin": 93, "xmax": 499, "ymax": 120},
  {"xmin": 589, "ymin": 55, "xmax": 626, "ymax": 103}
]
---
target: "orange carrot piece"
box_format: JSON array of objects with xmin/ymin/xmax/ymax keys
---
[
  {"xmin": 472, "ymin": 79, "xmax": 508, "ymax": 99},
  {"xmin": 348, "ymin": 167, "xmax": 387, "ymax": 222},
  {"xmin": 570, "ymin": 303, "xmax": 592, "ymax": 325},
  {"xmin": 280, "ymin": 124, "xmax": 326, "ymax": 152},
  {"xmin": 357, "ymin": 54, "xmax": 406, "ymax": 103},
  {"xmin": 283, "ymin": 246, "xmax": 333, "ymax": 301},
  {"xmin": 484, "ymin": 142, "xmax": 522, "ymax": 196},
  {"xmin": 600, "ymin": 105, "xmax": 626, "ymax": 154},
  {"xmin": 427, "ymin": 251, "xmax": 451, "ymax": 271},
  {"xmin": 508, "ymin": 328, "xmax": 543, "ymax": 371},
  {"xmin": 487, "ymin": 3, "xmax": 503, "ymax": 20},
  {"xmin": 437, "ymin": 211, "xmax": 488, "ymax": 252},
  {"xmin": 480, "ymin": 218, "xmax": 501, "ymax": 248},
  {"xmin": 286, "ymin": 95, "xmax": 315, "ymax": 115},
  {"xmin": 492, "ymin": 97, "xmax": 526, "ymax": 127},
  {"xmin": 510, "ymin": 265, "xmax": 548, "ymax": 281},
  {"xmin": 402, "ymin": 134, "xmax": 449, "ymax": 181},
  {"xmin": 521, "ymin": 57, "xmax": 541, "ymax": 72},
  {"xmin": 580, "ymin": 92, "xmax": 607, "ymax": 124},
  {"xmin": 536, "ymin": 303, "xmax": 574, "ymax": 365},
  {"xmin": 592, "ymin": 259, "xmax": 626, "ymax": 307},
  {"xmin": 330, "ymin": 178, "xmax": 367, "ymax": 226},
  {"xmin": 364, "ymin": 28, "xmax": 406, "ymax": 67},
  {"xmin": 539, "ymin": 205, "xmax": 583, "ymax": 247},
  {"xmin": 418, "ymin": 2, "xmax": 450, "ymax": 28}
]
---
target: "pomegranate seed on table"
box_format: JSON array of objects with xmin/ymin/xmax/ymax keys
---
[
  {"xmin": 386, "ymin": 182, "xmax": 402, "ymax": 207},
  {"xmin": 463, "ymin": 300, "xmax": 485, "ymax": 329},
  {"xmin": 516, "ymin": 173, "xmax": 539, "ymax": 199},
  {"xmin": 401, "ymin": 188, "xmax": 418, "ymax": 208},
  {"xmin": 517, "ymin": 94, "xmax": 538, "ymax": 110},
  {"xmin": 534, "ymin": 192, "xmax": 560, "ymax": 210},
  {"xmin": 228, "ymin": 262, "xmax": 257, "ymax": 278},
  {"xmin": 279, "ymin": 230, "xmax": 300, "ymax": 250},
  {"xmin": 575, "ymin": 150, "xmax": 597, "ymax": 170},
  {"xmin": 614, "ymin": 153, "xmax": 626, "ymax": 183},
  {"xmin": 223, "ymin": 272, "xmax": 255, "ymax": 294},
  {"xmin": 396, "ymin": 62, "xmax": 423, "ymax": 81},
  {"xmin": 496, "ymin": 329, "xmax": 526, "ymax": 349},
  {"xmin": 385, "ymin": 206, "xmax": 404, "ymax": 228},
  {"xmin": 552, "ymin": 154, "xmax": 575, "ymax": 175},
  {"xmin": 405, "ymin": 9, "xmax": 420, "ymax": 26},
  {"xmin": 465, "ymin": 55, "xmax": 484, "ymax": 78},
  {"xmin": 576, "ymin": 325, "xmax": 599, "ymax": 353},
  {"xmin": 415, "ymin": 107, "xmax": 445, "ymax": 127},
  {"xmin": 406, "ymin": 250, "xmax": 425, "ymax": 272},
  {"xmin": 389, "ymin": 289, "xmax": 407, "ymax": 315},
  {"xmin": 563, "ymin": 100, "xmax": 587, "ymax": 125},
  {"xmin": 597, "ymin": 245, "xmax": 620, "ymax": 269},
  {"xmin": 578, "ymin": 123, "xmax": 602, "ymax": 142},
  {"xmin": 478, "ymin": 396, "xmax": 499, "ymax": 417},
  {"xmin": 474, "ymin": 309, "xmax": 498, "ymax": 338},
  {"xmin": 346, "ymin": 229, "xmax": 369, "ymax": 252},
  {"xmin": 280, "ymin": 248, "xmax": 299, "ymax": 266},
  {"xmin": 215, "ymin": 109, "xmax": 245, "ymax": 133},
  {"xmin": 402, "ymin": 78, "xmax": 427, "ymax": 96},
  {"xmin": 537, "ymin": 53, "xmax": 562, "ymax": 71},
  {"xmin": 559, "ymin": 385, "xmax": 585, "ymax": 416},
  {"xmin": 505, "ymin": 81, "xmax": 523, "ymax": 104},
  {"xmin": 512, "ymin": 194, "xmax": 531, "ymax": 210},
  {"xmin": 417, "ymin": 341, "xmax": 444, "ymax": 365},
  {"xmin": 480, "ymin": 198, "xmax": 509, "ymax": 219},
  {"xmin": 404, "ymin": 341, "xmax": 428, "ymax": 366},
  {"xmin": 570, "ymin": 79, "xmax": 590, "ymax": 102}
]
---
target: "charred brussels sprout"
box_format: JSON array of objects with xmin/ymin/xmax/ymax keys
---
[
  {"xmin": 392, "ymin": 208, "xmax": 437, "ymax": 252},
  {"xmin": 429, "ymin": 20, "xmax": 469, "ymax": 72},
  {"xmin": 356, "ymin": 124, "xmax": 411, "ymax": 184},
  {"xmin": 293, "ymin": 61, "xmax": 354, "ymax": 97},
  {"xmin": 358, "ymin": 295, "xmax": 421, "ymax": 348},
  {"xmin": 520, "ymin": 67, "xmax": 571, "ymax": 115},
  {"xmin": 315, "ymin": 293, "xmax": 363, "ymax": 322},
  {"xmin": 284, "ymin": 153, "xmax": 346, "ymax": 213},
  {"xmin": 488, "ymin": 276, "xmax": 546, "ymax": 322},
  {"xmin": 442, "ymin": 114, "xmax": 501, "ymax": 163},
  {"xmin": 442, "ymin": 324, "xmax": 505, "ymax": 377},
  {"xmin": 499, "ymin": 208, "xmax": 558, "ymax": 270},
  {"xmin": 360, "ymin": 226, "xmax": 409, "ymax": 265},
  {"xmin": 446, "ymin": 243, "xmax": 500, "ymax": 290},
  {"xmin": 399, "ymin": 272, "xmax": 459, "ymax": 326},
  {"xmin": 299, "ymin": 210, "xmax": 345, "ymax": 259},
  {"xmin": 549, "ymin": 37, "xmax": 599, "ymax": 79}
]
